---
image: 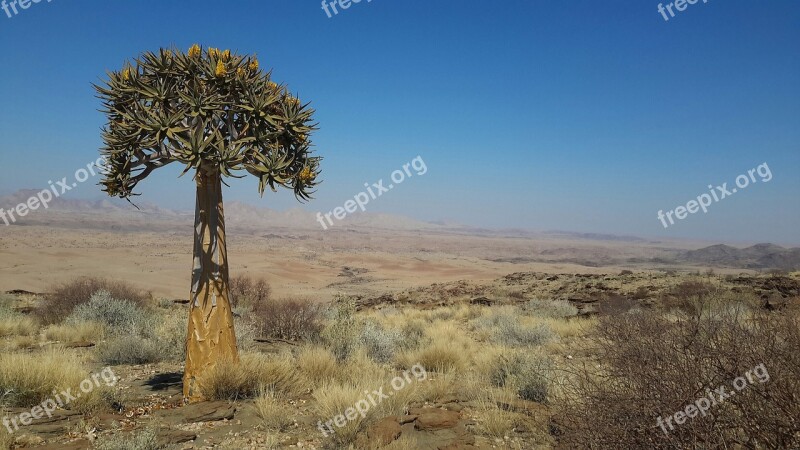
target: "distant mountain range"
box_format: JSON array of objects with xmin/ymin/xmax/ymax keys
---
[
  {"xmin": 681, "ymin": 243, "xmax": 800, "ymax": 271},
  {"xmin": 2, "ymin": 189, "xmax": 798, "ymax": 271},
  {"xmin": 0, "ymin": 189, "xmax": 446, "ymax": 231}
]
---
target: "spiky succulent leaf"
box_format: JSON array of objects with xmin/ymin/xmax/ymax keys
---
[{"xmin": 95, "ymin": 45, "xmax": 321, "ymax": 200}]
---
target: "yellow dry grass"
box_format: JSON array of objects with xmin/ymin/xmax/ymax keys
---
[
  {"xmin": 296, "ymin": 345, "xmax": 340, "ymax": 384},
  {"xmin": 0, "ymin": 316, "xmax": 38, "ymax": 337},
  {"xmin": 0, "ymin": 349, "xmax": 111, "ymax": 414},
  {"xmin": 199, "ymin": 352, "xmax": 309, "ymax": 400},
  {"xmin": 44, "ymin": 322, "xmax": 105, "ymax": 343},
  {"xmin": 254, "ymin": 388, "xmax": 294, "ymax": 432}
]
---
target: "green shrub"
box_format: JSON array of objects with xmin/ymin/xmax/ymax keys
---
[
  {"xmin": 477, "ymin": 310, "xmax": 556, "ymax": 347},
  {"xmin": 66, "ymin": 291, "xmax": 156, "ymax": 337},
  {"xmin": 491, "ymin": 353, "xmax": 551, "ymax": 403},
  {"xmin": 96, "ymin": 336, "xmax": 163, "ymax": 365},
  {"xmin": 399, "ymin": 320, "xmax": 427, "ymax": 349},
  {"xmin": 69, "ymin": 292, "xmax": 183, "ymax": 365},
  {"xmin": 153, "ymin": 312, "xmax": 187, "ymax": 362},
  {"xmin": 35, "ymin": 277, "xmax": 149, "ymax": 324},
  {"xmin": 320, "ymin": 297, "xmax": 360, "ymax": 361},
  {"xmin": 233, "ymin": 315, "xmax": 258, "ymax": 353},
  {"xmin": 359, "ymin": 320, "xmax": 403, "ymax": 363}
]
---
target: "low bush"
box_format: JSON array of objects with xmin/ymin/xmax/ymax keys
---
[
  {"xmin": 67, "ymin": 291, "xmax": 156, "ymax": 336},
  {"xmin": 321, "ymin": 297, "xmax": 360, "ymax": 361},
  {"xmin": 398, "ymin": 319, "xmax": 427, "ymax": 349},
  {"xmin": 230, "ymin": 275, "xmax": 271, "ymax": 309},
  {"xmin": 359, "ymin": 320, "xmax": 404, "ymax": 363},
  {"xmin": 555, "ymin": 306, "xmax": 800, "ymax": 449},
  {"xmin": 36, "ymin": 277, "xmax": 149, "ymax": 324},
  {"xmin": 491, "ymin": 352, "xmax": 551, "ymax": 403},
  {"xmin": 154, "ymin": 311, "xmax": 187, "ymax": 362},
  {"xmin": 96, "ymin": 336, "xmax": 163, "ymax": 365},
  {"xmin": 252, "ymin": 297, "xmax": 323, "ymax": 341},
  {"xmin": 68, "ymin": 291, "xmax": 182, "ymax": 365},
  {"xmin": 477, "ymin": 310, "xmax": 556, "ymax": 347}
]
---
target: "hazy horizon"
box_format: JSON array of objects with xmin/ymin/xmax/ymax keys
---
[{"xmin": 1, "ymin": 1, "xmax": 798, "ymax": 244}]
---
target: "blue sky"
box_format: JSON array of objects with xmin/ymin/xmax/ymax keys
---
[{"xmin": 0, "ymin": 0, "xmax": 798, "ymax": 244}]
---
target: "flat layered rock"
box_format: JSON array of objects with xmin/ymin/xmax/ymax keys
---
[
  {"xmin": 156, "ymin": 429, "xmax": 197, "ymax": 446},
  {"xmin": 155, "ymin": 401, "xmax": 236, "ymax": 424},
  {"xmin": 412, "ymin": 408, "xmax": 461, "ymax": 431}
]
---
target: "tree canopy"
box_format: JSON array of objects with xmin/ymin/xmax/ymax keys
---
[{"xmin": 95, "ymin": 44, "xmax": 320, "ymax": 201}]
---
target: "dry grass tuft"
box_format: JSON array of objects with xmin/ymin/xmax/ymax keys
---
[
  {"xmin": 255, "ymin": 388, "xmax": 294, "ymax": 432},
  {"xmin": 296, "ymin": 345, "xmax": 339, "ymax": 384},
  {"xmin": 474, "ymin": 398, "xmax": 519, "ymax": 439},
  {"xmin": 44, "ymin": 322, "xmax": 105, "ymax": 343},
  {"xmin": 200, "ymin": 352, "xmax": 309, "ymax": 400},
  {"xmin": 0, "ymin": 350, "xmax": 113, "ymax": 414},
  {"xmin": 0, "ymin": 316, "xmax": 38, "ymax": 337}
]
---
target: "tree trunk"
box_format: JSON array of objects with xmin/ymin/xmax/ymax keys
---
[{"xmin": 183, "ymin": 168, "xmax": 238, "ymax": 402}]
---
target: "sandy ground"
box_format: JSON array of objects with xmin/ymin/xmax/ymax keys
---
[{"xmin": 0, "ymin": 219, "xmax": 719, "ymax": 301}]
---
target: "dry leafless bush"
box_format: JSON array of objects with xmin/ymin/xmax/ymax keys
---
[
  {"xmin": 36, "ymin": 277, "xmax": 149, "ymax": 324},
  {"xmin": 555, "ymin": 303, "xmax": 800, "ymax": 449},
  {"xmin": 252, "ymin": 297, "xmax": 323, "ymax": 341},
  {"xmin": 229, "ymin": 274, "xmax": 271, "ymax": 309},
  {"xmin": 660, "ymin": 280, "xmax": 717, "ymax": 312},
  {"xmin": 597, "ymin": 293, "xmax": 639, "ymax": 316}
]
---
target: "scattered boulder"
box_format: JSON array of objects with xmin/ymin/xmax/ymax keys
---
[
  {"xmin": 367, "ymin": 416, "xmax": 402, "ymax": 446},
  {"xmin": 412, "ymin": 408, "xmax": 461, "ymax": 431},
  {"xmin": 156, "ymin": 401, "xmax": 236, "ymax": 424},
  {"xmin": 156, "ymin": 429, "xmax": 197, "ymax": 446}
]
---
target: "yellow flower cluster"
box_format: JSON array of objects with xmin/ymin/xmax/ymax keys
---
[
  {"xmin": 122, "ymin": 68, "xmax": 131, "ymax": 82},
  {"xmin": 188, "ymin": 44, "xmax": 201, "ymax": 58},
  {"xmin": 221, "ymin": 49, "xmax": 231, "ymax": 61},
  {"xmin": 215, "ymin": 60, "xmax": 226, "ymax": 77},
  {"xmin": 237, "ymin": 67, "xmax": 246, "ymax": 78},
  {"xmin": 287, "ymin": 96, "xmax": 300, "ymax": 107},
  {"xmin": 209, "ymin": 47, "xmax": 220, "ymax": 59},
  {"xmin": 249, "ymin": 58, "xmax": 259, "ymax": 71},
  {"xmin": 298, "ymin": 167, "xmax": 314, "ymax": 184},
  {"xmin": 267, "ymin": 81, "xmax": 278, "ymax": 91}
]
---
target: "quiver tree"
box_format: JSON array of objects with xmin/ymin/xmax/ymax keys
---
[{"xmin": 95, "ymin": 45, "xmax": 320, "ymax": 402}]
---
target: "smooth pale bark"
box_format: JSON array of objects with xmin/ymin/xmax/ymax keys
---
[{"xmin": 183, "ymin": 168, "xmax": 238, "ymax": 402}]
